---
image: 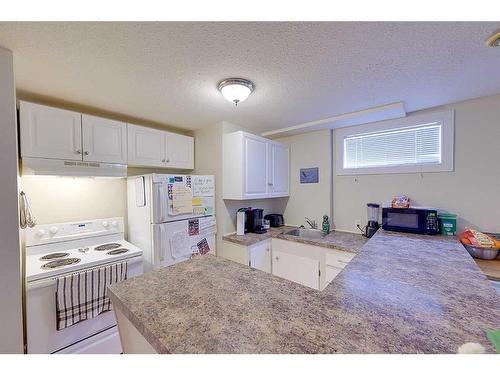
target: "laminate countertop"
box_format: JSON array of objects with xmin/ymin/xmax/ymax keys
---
[
  {"xmin": 222, "ymin": 226, "xmax": 368, "ymax": 253},
  {"xmin": 108, "ymin": 230, "xmax": 500, "ymax": 354}
]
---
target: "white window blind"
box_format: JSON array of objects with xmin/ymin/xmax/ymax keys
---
[{"xmin": 343, "ymin": 123, "xmax": 442, "ymax": 169}]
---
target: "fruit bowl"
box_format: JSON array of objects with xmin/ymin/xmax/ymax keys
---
[{"xmin": 462, "ymin": 244, "xmax": 499, "ymax": 260}]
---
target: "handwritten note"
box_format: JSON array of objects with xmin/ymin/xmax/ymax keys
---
[
  {"xmin": 171, "ymin": 186, "xmax": 193, "ymax": 215},
  {"xmin": 193, "ymin": 176, "xmax": 214, "ymax": 197}
]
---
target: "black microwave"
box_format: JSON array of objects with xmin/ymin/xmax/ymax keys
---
[{"xmin": 382, "ymin": 207, "xmax": 439, "ymax": 235}]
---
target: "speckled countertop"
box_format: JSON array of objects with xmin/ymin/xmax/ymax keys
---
[
  {"xmin": 223, "ymin": 226, "xmax": 368, "ymax": 253},
  {"xmin": 108, "ymin": 230, "xmax": 500, "ymax": 353}
]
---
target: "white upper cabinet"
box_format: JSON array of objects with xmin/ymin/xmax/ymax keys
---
[
  {"xmin": 223, "ymin": 131, "xmax": 289, "ymax": 200},
  {"xmin": 20, "ymin": 101, "xmax": 194, "ymax": 170},
  {"xmin": 165, "ymin": 132, "xmax": 194, "ymax": 169},
  {"xmin": 269, "ymin": 142, "xmax": 290, "ymax": 197},
  {"xmin": 20, "ymin": 102, "xmax": 127, "ymax": 165},
  {"xmin": 127, "ymin": 124, "xmax": 194, "ymax": 169},
  {"xmin": 244, "ymin": 134, "xmax": 269, "ymax": 198},
  {"xmin": 127, "ymin": 124, "xmax": 166, "ymax": 168},
  {"xmin": 20, "ymin": 101, "xmax": 83, "ymax": 161},
  {"xmin": 82, "ymin": 114, "xmax": 127, "ymax": 164}
]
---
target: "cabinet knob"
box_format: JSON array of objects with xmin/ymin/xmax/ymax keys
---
[
  {"xmin": 75, "ymin": 150, "xmax": 81, "ymax": 154},
  {"xmin": 84, "ymin": 151, "xmax": 89, "ymax": 156},
  {"xmin": 166, "ymin": 159, "xmax": 170, "ymax": 163},
  {"xmin": 266, "ymin": 248, "xmax": 270, "ymax": 252},
  {"xmin": 162, "ymin": 159, "xmax": 166, "ymax": 163},
  {"xmin": 275, "ymin": 256, "xmax": 279, "ymax": 261}
]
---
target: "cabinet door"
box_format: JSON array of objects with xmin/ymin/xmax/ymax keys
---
[
  {"xmin": 243, "ymin": 134, "xmax": 269, "ymax": 198},
  {"xmin": 249, "ymin": 241, "xmax": 271, "ymax": 273},
  {"xmin": 272, "ymin": 250, "xmax": 320, "ymax": 290},
  {"xmin": 165, "ymin": 132, "xmax": 194, "ymax": 169},
  {"xmin": 20, "ymin": 101, "xmax": 82, "ymax": 161},
  {"xmin": 82, "ymin": 115, "xmax": 127, "ymax": 164},
  {"xmin": 127, "ymin": 124, "xmax": 166, "ymax": 167},
  {"xmin": 269, "ymin": 143, "xmax": 289, "ymax": 197}
]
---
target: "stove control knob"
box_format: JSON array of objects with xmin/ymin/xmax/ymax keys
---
[
  {"xmin": 49, "ymin": 226, "xmax": 58, "ymax": 235},
  {"xmin": 111, "ymin": 221, "xmax": 118, "ymax": 228},
  {"xmin": 37, "ymin": 229, "xmax": 46, "ymax": 237},
  {"xmin": 102, "ymin": 221, "xmax": 109, "ymax": 228}
]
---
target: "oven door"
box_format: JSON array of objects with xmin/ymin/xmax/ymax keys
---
[
  {"xmin": 382, "ymin": 208, "xmax": 425, "ymax": 234},
  {"xmin": 26, "ymin": 256, "xmax": 143, "ymax": 354}
]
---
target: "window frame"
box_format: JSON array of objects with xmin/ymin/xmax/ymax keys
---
[{"xmin": 335, "ymin": 110, "xmax": 454, "ymax": 175}]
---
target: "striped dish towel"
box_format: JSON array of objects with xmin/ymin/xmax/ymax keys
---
[{"xmin": 55, "ymin": 262, "xmax": 127, "ymax": 331}]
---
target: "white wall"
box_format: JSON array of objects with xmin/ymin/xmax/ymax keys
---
[
  {"xmin": 271, "ymin": 93, "xmax": 500, "ymax": 235},
  {"xmin": 275, "ymin": 129, "xmax": 332, "ymax": 227},
  {"xmin": 194, "ymin": 121, "xmax": 287, "ymax": 252},
  {"xmin": 334, "ymin": 94, "xmax": 500, "ymax": 233},
  {"xmin": 0, "ymin": 47, "xmax": 23, "ymax": 353},
  {"xmin": 20, "ymin": 176, "xmax": 127, "ymax": 228}
]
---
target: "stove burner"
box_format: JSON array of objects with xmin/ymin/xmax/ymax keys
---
[
  {"xmin": 94, "ymin": 243, "xmax": 121, "ymax": 251},
  {"xmin": 106, "ymin": 248, "xmax": 129, "ymax": 255},
  {"xmin": 39, "ymin": 252, "xmax": 69, "ymax": 261},
  {"xmin": 41, "ymin": 258, "xmax": 81, "ymax": 269}
]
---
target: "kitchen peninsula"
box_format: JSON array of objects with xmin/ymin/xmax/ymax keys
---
[{"xmin": 108, "ymin": 231, "xmax": 500, "ymax": 354}]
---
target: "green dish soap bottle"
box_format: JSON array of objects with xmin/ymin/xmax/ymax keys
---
[{"xmin": 322, "ymin": 214, "xmax": 330, "ymax": 234}]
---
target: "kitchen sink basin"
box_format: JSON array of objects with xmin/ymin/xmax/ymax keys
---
[{"xmin": 285, "ymin": 228, "xmax": 326, "ymax": 240}]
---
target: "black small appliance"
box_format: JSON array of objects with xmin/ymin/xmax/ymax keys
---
[
  {"xmin": 264, "ymin": 214, "xmax": 284, "ymax": 227},
  {"xmin": 365, "ymin": 203, "xmax": 380, "ymax": 238},
  {"xmin": 238, "ymin": 207, "xmax": 267, "ymax": 234},
  {"xmin": 382, "ymin": 207, "xmax": 439, "ymax": 235}
]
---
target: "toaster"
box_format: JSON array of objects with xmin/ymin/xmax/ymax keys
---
[{"xmin": 264, "ymin": 214, "xmax": 284, "ymax": 227}]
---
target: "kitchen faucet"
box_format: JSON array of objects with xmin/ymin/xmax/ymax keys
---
[{"xmin": 304, "ymin": 217, "xmax": 317, "ymax": 229}]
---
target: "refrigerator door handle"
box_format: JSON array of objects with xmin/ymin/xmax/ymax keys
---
[{"xmin": 159, "ymin": 225, "xmax": 165, "ymax": 263}]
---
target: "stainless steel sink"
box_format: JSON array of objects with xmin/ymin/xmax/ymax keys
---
[{"xmin": 285, "ymin": 228, "xmax": 326, "ymax": 240}]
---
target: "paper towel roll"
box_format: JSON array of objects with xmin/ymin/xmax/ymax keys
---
[{"xmin": 237, "ymin": 211, "xmax": 245, "ymax": 235}]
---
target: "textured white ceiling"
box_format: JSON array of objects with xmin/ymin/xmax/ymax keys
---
[{"xmin": 0, "ymin": 22, "xmax": 499, "ymax": 133}]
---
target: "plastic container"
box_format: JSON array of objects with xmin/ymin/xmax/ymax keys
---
[{"xmin": 438, "ymin": 213, "xmax": 457, "ymax": 236}]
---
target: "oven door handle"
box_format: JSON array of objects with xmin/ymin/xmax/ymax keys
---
[{"xmin": 26, "ymin": 256, "xmax": 143, "ymax": 291}]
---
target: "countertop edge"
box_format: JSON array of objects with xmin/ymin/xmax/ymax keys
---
[{"xmin": 108, "ymin": 286, "xmax": 168, "ymax": 354}]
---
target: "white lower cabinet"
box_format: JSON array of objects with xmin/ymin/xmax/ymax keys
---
[
  {"xmin": 220, "ymin": 236, "xmax": 355, "ymax": 291},
  {"xmin": 249, "ymin": 240, "xmax": 272, "ymax": 273},
  {"xmin": 220, "ymin": 240, "xmax": 272, "ymax": 274},
  {"xmin": 272, "ymin": 250, "xmax": 320, "ymax": 290}
]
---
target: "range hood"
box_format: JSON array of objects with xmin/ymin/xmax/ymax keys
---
[{"xmin": 22, "ymin": 157, "xmax": 127, "ymax": 178}]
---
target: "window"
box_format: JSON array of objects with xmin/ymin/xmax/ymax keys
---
[{"xmin": 336, "ymin": 110, "xmax": 454, "ymax": 175}]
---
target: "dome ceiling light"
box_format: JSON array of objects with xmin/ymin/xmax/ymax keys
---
[{"xmin": 218, "ymin": 78, "xmax": 254, "ymax": 106}]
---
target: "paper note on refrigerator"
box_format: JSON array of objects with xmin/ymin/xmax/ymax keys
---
[
  {"xmin": 192, "ymin": 176, "xmax": 214, "ymax": 197},
  {"xmin": 170, "ymin": 231, "xmax": 191, "ymax": 259},
  {"xmin": 171, "ymin": 186, "xmax": 193, "ymax": 215},
  {"xmin": 192, "ymin": 197, "xmax": 203, "ymax": 206},
  {"xmin": 199, "ymin": 217, "xmax": 217, "ymax": 236}
]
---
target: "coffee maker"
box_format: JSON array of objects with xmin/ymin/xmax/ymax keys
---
[{"xmin": 237, "ymin": 207, "xmax": 267, "ymax": 234}]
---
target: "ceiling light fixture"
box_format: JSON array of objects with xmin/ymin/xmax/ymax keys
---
[
  {"xmin": 218, "ymin": 78, "xmax": 254, "ymax": 106},
  {"xmin": 486, "ymin": 29, "xmax": 500, "ymax": 47}
]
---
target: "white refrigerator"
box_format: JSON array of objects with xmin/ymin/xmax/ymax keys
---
[{"xmin": 127, "ymin": 174, "xmax": 216, "ymax": 271}]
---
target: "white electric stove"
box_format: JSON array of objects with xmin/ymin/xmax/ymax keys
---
[{"xmin": 25, "ymin": 217, "xmax": 143, "ymax": 354}]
